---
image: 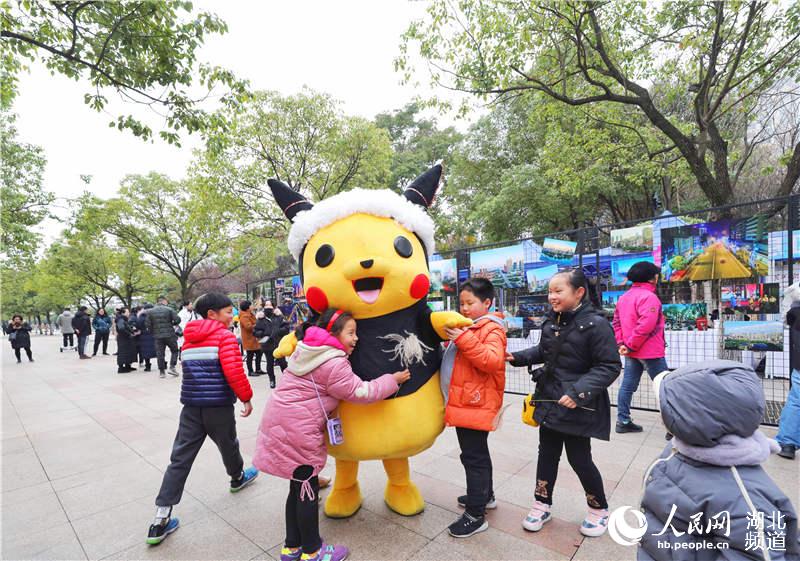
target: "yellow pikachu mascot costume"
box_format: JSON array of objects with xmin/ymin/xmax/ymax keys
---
[{"xmin": 268, "ymin": 164, "xmax": 470, "ymax": 518}]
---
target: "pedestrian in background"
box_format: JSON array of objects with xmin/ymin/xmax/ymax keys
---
[
  {"xmin": 777, "ymin": 282, "xmax": 800, "ymax": 460},
  {"xmin": 8, "ymin": 314, "xmax": 33, "ymax": 363},
  {"xmin": 57, "ymin": 307, "xmax": 75, "ymax": 350},
  {"xmin": 92, "ymin": 308, "xmax": 112, "ymax": 356},
  {"xmin": 147, "ymin": 297, "xmax": 181, "ymax": 378},
  {"xmin": 72, "ymin": 305, "xmax": 93, "ymax": 359},
  {"xmin": 116, "ymin": 308, "xmax": 139, "ymax": 373},
  {"xmin": 239, "ymin": 300, "xmax": 264, "ymax": 377},
  {"xmin": 137, "ymin": 305, "xmax": 157, "ymax": 373},
  {"xmin": 612, "ymin": 261, "xmax": 667, "ymax": 434}
]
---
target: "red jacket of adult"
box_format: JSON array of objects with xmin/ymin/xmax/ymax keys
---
[
  {"xmin": 612, "ymin": 282, "xmax": 666, "ymax": 359},
  {"xmin": 180, "ymin": 319, "xmax": 253, "ymax": 406},
  {"xmin": 444, "ymin": 316, "xmax": 507, "ymax": 431}
]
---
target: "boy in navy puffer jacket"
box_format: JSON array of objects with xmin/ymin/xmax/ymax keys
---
[{"xmin": 146, "ymin": 293, "xmax": 257, "ymax": 546}]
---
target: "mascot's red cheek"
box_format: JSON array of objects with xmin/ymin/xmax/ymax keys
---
[
  {"xmin": 306, "ymin": 287, "xmax": 328, "ymax": 312},
  {"xmin": 409, "ymin": 274, "xmax": 430, "ymax": 299}
]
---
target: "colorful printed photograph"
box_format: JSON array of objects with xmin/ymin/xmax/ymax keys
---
[
  {"xmin": 525, "ymin": 263, "xmax": 559, "ymax": 292},
  {"xmin": 504, "ymin": 316, "xmax": 524, "ymax": 338},
  {"xmin": 517, "ymin": 294, "xmax": 550, "ymax": 330},
  {"xmin": 721, "ymin": 283, "xmax": 780, "ymax": 314},
  {"xmin": 427, "ymin": 299, "xmax": 444, "ymax": 312},
  {"xmin": 611, "ymin": 256, "xmax": 656, "ymax": 286},
  {"xmin": 470, "ymin": 244, "xmax": 526, "ymax": 289},
  {"xmin": 611, "ymin": 224, "xmax": 653, "ymax": 253},
  {"xmin": 723, "ymin": 321, "xmax": 784, "ymax": 352},
  {"xmin": 292, "ymin": 275, "xmax": 305, "ymax": 299},
  {"xmin": 768, "ymin": 230, "xmax": 800, "ymax": 261},
  {"xmin": 542, "ymin": 238, "xmax": 578, "ymax": 264},
  {"xmin": 429, "ymin": 258, "xmax": 457, "ymax": 298},
  {"xmin": 662, "ymin": 303, "xmax": 708, "ymax": 331},
  {"xmin": 660, "ymin": 216, "xmax": 769, "ymax": 282},
  {"xmin": 600, "ymin": 290, "xmax": 626, "ymax": 317}
]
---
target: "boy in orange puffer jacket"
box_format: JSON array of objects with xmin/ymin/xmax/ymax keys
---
[{"xmin": 441, "ymin": 277, "xmax": 507, "ymax": 538}]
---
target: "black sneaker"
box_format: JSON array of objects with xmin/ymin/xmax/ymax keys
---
[
  {"xmin": 448, "ymin": 512, "xmax": 488, "ymax": 538},
  {"xmin": 147, "ymin": 517, "xmax": 180, "ymax": 545},
  {"xmin": 616, "ymin": 421, "xmax": 643, "ymax": 433},
  {"xmin": 269, "ymin": 379, "xmax": 276, "ymax": 389},
  {"xmin": 778, "ymin": 445, "xmax": 796, "ymax": 460},
  {"xmin": 457, "ymin": 494, "xmax": 497, "ymax": 510}
]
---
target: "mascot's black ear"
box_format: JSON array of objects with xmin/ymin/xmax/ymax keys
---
[
  {"xmin": 403, "ymin": 163, "xmax": 442, "ymax": 209},
  {"xmin": 268, "ymin": 179, "xmax": 314, "ymax": 222}
]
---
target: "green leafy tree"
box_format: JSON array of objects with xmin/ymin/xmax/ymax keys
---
[
  {"xmin": 0, "ymin": 112, "xmax": 52, "ymax": 265},
  {"xmin": 375, "ymin": 102, "xmax": 463, "ymax": 190},
  {"xmin": 99, "ymin": 172, "xmax": 251, "ymax": 301},
  {"xmin": 196, "ymin": 88, "xmax": 393, "ymax": 229},
  {"xmin": 438, "ymin": 94, "xmax": 695, "ymax": 245},
  {"xmin": 399, "ymin": 0, "xmax": 800, "ymax": 206},
  {"xmin": 1, "ymin": 1, "xmax": 248, "ymax": 143}
]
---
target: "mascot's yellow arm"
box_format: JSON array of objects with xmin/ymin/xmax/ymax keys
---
[
  {"xmin": 430, "ymin": 311, "xmax": 473, "ymax": 339},
  {"xmin": 274, "ymin": 331, "xmax": 298, "ymax": 359}
]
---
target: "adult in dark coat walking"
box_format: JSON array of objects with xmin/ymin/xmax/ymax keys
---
[
  {"xmin": 146, "ymin": 297, "xmax": 180, "ymax": 377},
  {"xmin": 115, "ymin": 308, "xmax": 139, "ymax": 373},
  {"xmin": 508, "ymin": 269, "xmax": 621, "ymax": 538},
  {"xmin": 8, "ymin": 314, "xmax": 33, "ymax": 363},
  {"xmin": 136, "ymin": 306, "xmax": 157, "ymax": 373}
]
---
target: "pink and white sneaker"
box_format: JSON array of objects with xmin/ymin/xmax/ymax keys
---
[{"xmin": 580, "ymin": 507, "xmax": 609, "ymax": 537}]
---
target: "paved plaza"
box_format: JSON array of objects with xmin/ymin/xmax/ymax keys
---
[{"xmin": 2, "ymin": 336, "xmax": 798, "ymax": 560}]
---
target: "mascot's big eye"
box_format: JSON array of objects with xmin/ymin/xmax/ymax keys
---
[
  {"xmin": 315, "ymin": 244, "xmax": 335, "ymax": 267},
  {"xmin": 394, "ymin": 236, "xmax": 413, "ymax": 258}
]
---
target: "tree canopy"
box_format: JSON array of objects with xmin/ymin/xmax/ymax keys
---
[
  {"xmin": 1, "ymin": 0, "xmax": 248, "ymax": 144},
  {"xmin": 399, "ymin": 0, "xmax": 800, "ymax": 206}
]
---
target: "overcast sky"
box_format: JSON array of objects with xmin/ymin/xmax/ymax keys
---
[{"xmin": 12, "ymin": 1, "xmax": 471, "ymax": 242}]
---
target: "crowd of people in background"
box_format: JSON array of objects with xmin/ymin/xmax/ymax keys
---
[{"xmin": 5, "ymin": 295, "xmax": 299, "ymax": 388}]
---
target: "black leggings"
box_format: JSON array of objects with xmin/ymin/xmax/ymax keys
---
[
  {"xmin": 246, "ymin": 350, "xmax": 262, "ymax": 374},
  {"xmin": 14, "ymin": 347, "xmax": 33, "ymax": 361},
  {"xmin": 93, "ymin": 332, "xmax": 109, "ymax": 354},
  {"xmin": 285, "ymin": 465, "xmax": 321, "ymax": 554},
  {"xmin": 535, "ymin": 425, "xmax": 607, "ymax": 509}
]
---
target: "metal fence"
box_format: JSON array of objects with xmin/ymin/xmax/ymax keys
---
[{"xmin": 248, "ymin": 194, "xmax": 800, "ymax": 425}]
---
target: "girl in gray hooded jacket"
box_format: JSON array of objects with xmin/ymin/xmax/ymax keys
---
[{"xmin": 639, "ymin": 360, "xmax": 799, "ymax": 560}]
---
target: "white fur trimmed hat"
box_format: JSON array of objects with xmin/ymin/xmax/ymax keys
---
[{"xmin": 268, "ymin": 164, "xmax": 443, "ymax": 261}]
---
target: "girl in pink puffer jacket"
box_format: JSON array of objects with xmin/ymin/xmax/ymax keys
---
[{"xmin": 253, "ymin": 308, "xmax": 410, "ymax": 561}]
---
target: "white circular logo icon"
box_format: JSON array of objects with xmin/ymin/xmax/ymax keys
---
[{"xmin": 608, "ymin": 506, "xmax": 648, "ymax": 547}]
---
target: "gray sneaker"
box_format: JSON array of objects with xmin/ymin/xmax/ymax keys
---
[{"xmin": 168, "ymin": 366, "xmax": 179, "ymax": 377}]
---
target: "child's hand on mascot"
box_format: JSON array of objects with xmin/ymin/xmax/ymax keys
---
[
  {"xmin": 273, "ymin": 331, "xmax": 298, "ymax": 359},
  {"xmin": 392, "ymin": 369, "xmax": 412, "ymax": 384}
]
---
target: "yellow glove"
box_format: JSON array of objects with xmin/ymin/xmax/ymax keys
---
[
  {"xmin": 430, "ymin": 311, "xmax": 472, "ymax": 340},
  {"xmin": 274, "ymin": 331, "xmax": 298, "ymax": 359}
]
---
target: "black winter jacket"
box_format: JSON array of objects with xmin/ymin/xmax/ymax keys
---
[
  {"xmin": 71, "ymin": 310, "xmax": 92, "ymax": 336},
  {"xmin": 8, "ymin": 323, "xmax": 32, "ymax": 349},
  {"xmin": 115, "ymin": 315, "xmax": 139, "ymax": 366},
  {"xmin": 510, "ymin": 303, "xmax": 621, "ymax": 440},
  {"xmin": 145, "ymin": 305, "xmax": 179, "ymax": 340}
]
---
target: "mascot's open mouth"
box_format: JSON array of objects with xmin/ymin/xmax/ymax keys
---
[{"xmin": 353, "ymin": 277, "xmax": 384, "ymax": 304}]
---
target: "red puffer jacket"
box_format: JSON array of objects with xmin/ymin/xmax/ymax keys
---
[{"xmin": 181, "ymin": 319, "xmax": 253, "ymax": 407}]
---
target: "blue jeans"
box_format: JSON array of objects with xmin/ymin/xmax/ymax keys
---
[
  {"xmin": 776, "ymin": 369, "xmax": 800, "ymax": 448},
  {"xmin": 617, "ymin": 356, "xmax": 669, "ymax": 424}
]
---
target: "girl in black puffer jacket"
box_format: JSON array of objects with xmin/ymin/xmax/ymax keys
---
[{"xmin": 508, "ymin": 269, "xmax": 620, "ymax": 539}]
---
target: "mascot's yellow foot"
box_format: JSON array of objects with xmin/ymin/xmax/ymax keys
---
[
  {"xmin": 384, "ymin": 481, "xmax": 424, "ymax": 516},
  {"xmin": 324, "ymin": 483, "xmax": 362, "ymax": 519}
]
